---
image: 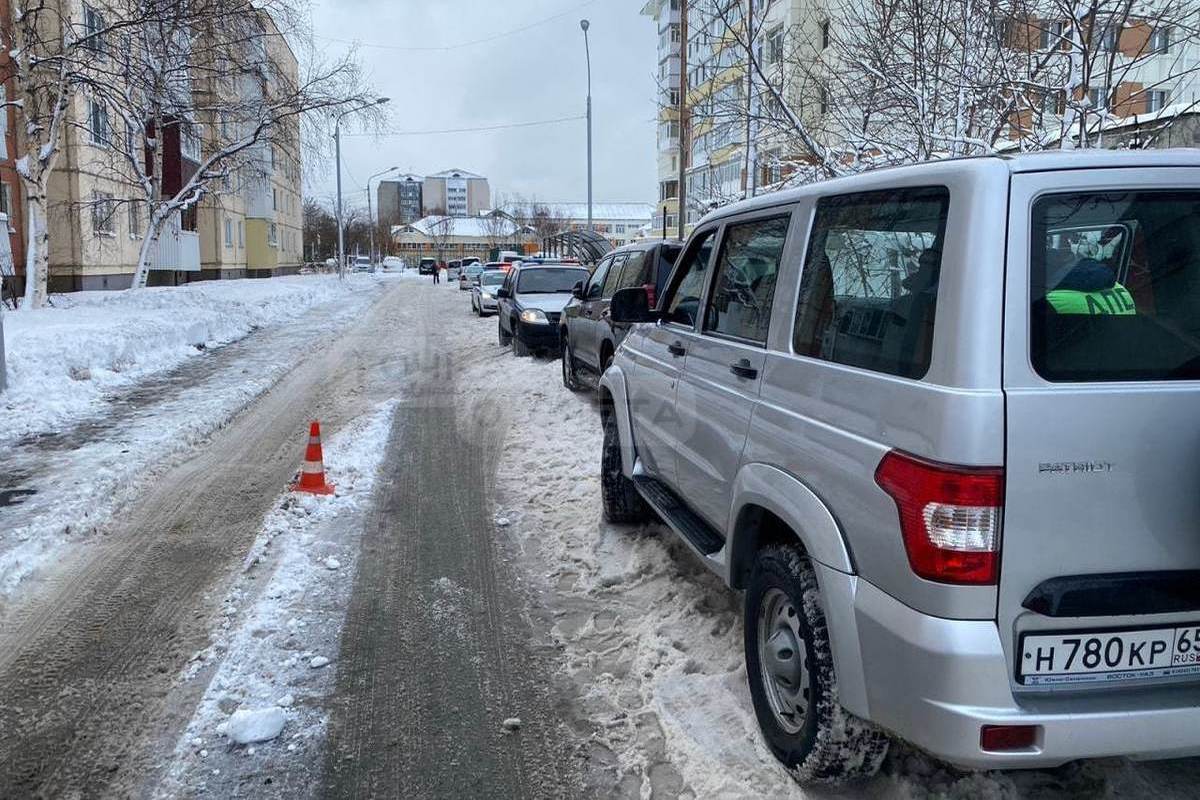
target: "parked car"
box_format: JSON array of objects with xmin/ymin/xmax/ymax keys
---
[
  {"xmin": 459, "ymin": 262, "xmax": 485, "ymax": 290},
  {"xmin": 598, "ymin": 150, "xmax": 1200, "ymax": 785},
  {"xmin": 559, "ymin": 240, "xmax": 682, "ymax": 390},
  {"xmin": 496, "ymin": 263, "xmax": 590, "ymax": 356},
  {"xmin": 446, "ymin": 260, "xmax": 463, "ymax": 281},
  {"xmin": 471, "ymin": 269, "xmax": 506, "ymax": 316},
  {"xmin": 481, "ymin": 261, "xmax": 515, "ymax": 274},
  {"xmin": 418, "ymin": 258, "xmax": 438, "ymax": 276},
  {"xmin": 382, "ymin": 256, "xmax": 405, "ymax": 272},
  {"xmin": 352, "ymin": 256, "xmax": 374, "ymax": 273}
]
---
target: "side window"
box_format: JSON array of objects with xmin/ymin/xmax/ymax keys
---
[
  {"xmin": 617, "ymin": 250, "xmax": 650, "ymax": 290},
  {"xmin": 587, "ymin": 257, "xmax": 612, "ymax": 300},
  {"xmin": 602, "ymin": 255, "xmax": 627, "ymax": 299},
  {"xmin": 664, "ymin": 229, "xmax": 718, "ymax": 327},
  {"xmin": 792, "ymin": 187, "xmax": 950, "ymax": 379},
  {"xmin": 502, "ymin": 270, "xmax": 516, "ymax": 295},
  {"xmin": 703, "ymin": 216, "xmax": 789, "ymax": 344}
]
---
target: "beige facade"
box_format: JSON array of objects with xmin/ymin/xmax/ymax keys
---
[
  {"xmin": 44, "ymin": 3, "xmax": 302, "ymax": 291},
  {"xmin": 422, "ymin": 169, "xmax": 491, "ymax": 217}
]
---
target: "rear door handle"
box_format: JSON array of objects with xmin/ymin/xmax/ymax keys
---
[
  {"xmin": 730, "ymin": 359, "xmax": 758, "ymax": 380},
  {"xmin": 668, "ymin": 341, "xmax": 686, "ymax": 357}
]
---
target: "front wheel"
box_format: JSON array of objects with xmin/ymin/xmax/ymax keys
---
[
  {"xmin": 744, "ymin": 546, "xmax": 889, "ymax": 785},
  {"xmin": 512, "ymin": 331, "xmax": 531, "ymax": 357},
  {"xmin": 498, "ymin": 321, "xmax": 511, "ymax": 346},
  {"xmin": 562, "ymin": 335, "xmax": 583, "ymax": 391},
  {"xmin": 600, "ymin": 405, "xmax": 651, "ymax": 523}
]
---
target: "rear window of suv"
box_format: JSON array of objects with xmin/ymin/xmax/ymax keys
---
[{"xmin": 1031, "ymin": 191, "xmax": 1200, "ymax": 382}]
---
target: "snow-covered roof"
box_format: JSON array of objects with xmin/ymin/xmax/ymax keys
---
[
  {"xmin": 380, "ymin": 173, "xmax": 424, "ymax": 184},
  {"xmin": 428, "ymin": 168, "xmax": 486, "ymax": 180},
  {"xmin": 506, "ymin": 202, "xmax": 655, "ymax": 222},
  {"xmin": 393, "ymin": 215, "xmax": 517, "ymax": 239}
]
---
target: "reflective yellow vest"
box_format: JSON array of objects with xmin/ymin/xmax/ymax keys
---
[{"xmin": 1046, "ymin": 282, "xmax": 1136, "ymax": 316}]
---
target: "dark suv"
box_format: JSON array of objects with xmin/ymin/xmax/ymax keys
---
[
  {"xmin": 496, "ymin": 263, "xmax": 590, "ymax": 357},
  {"xmin": 560, "ymin": 240, "xmax": 681, "ymax": 389}
]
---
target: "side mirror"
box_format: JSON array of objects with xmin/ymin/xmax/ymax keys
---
[
  {"xmin": 496, "ymin": 287, "xmax": 511, "ymax": 299},
  {"xmin": 571, "ymin": 281, "xmax": 584, "ymax": 300},
  {"xmin": 610, "ymin": 287, "xmax": 656, "ymax": 324}
]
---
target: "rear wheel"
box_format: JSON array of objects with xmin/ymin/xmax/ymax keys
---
[
  {"xmin": 562, "ymin": 334, "xmax": 583, "ymax": 391},
  {"xmin": 600, "ymin": 404, "xmax": 651, "ymax": 523},
  {"xmin": 744, "ymin": 546, "xmax": 889, "ymax": 785}
]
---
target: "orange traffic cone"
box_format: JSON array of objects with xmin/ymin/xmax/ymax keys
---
[{"xmin": 292, "ymin": 420, "xmax": 335, "ymax": 495}]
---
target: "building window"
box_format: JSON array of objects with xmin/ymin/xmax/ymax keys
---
[
  {"xmin": 238, "ymin": 220, "xmax": 244, "ymax": 248},
  {"xmin": 181, "ymin": 126, "xmax": 201, "ymax": 161},
  {"xmin": 92, "ymin": 192, "xmax": 115, "ymax": 235},
  {"xmin": 269, "ymin": 222, "xmax": 278, "ymax": 246},
  {"xmin": 1100, "ymin": 24, "xmax": 1118, "ymax": 51},
  {"xmin": 224, "ymin": 217, "xmax": 233, "ymax": 247},
  {"xmin": 128, "ymin": 201, "xmax": 141, "ymax": 238},
  {"xmin": 820, "ymin": 20, "xmax": 830, "ymax": 50},
  {"xmin": 764, "ymin": 26, "xmax": 785, "ymax": 63},
  {"xmin": 1148, "ymin": 89, "xmax": 1169, "ymax": 112},
  {"xmin": 272, "ymin": 188, "xmax": 278, "ymax": 210},
  {"xmin": 819, "ymin": 86, "xmax": 830, "ymax": 115},
  {"xmin": 88, "ymin": 99, "xmax": 111, "ymax": 146},
  {"xmin": 1039, "ymin": 20, "xmax": 1064, "ymax": 50},
  {"xmin": 1150, "ymin": 27, "xmax": 1171, "ymax": 54},
  {"xmin": 0, "ymin": 182, "xmax": 12, "ymax": 232},
  {"xmin": 1088, "ymin": 86, "xmax": 1110, "ymax": 110},
  {"xmin": 83, "ymin": 4, "xmax": 107, "ymax": 54}
]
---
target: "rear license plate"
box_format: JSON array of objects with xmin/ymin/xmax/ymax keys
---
[{"xmin": 1020, "ymin": 624, "xmax": 1200, "ymax": 685}]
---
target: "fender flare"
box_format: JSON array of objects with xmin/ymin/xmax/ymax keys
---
[
  {"xmin": 728, "ymin": 463, "xmax": 854, "ymax": 579},
  {"xmin": 598, "ymin": 366, "xmax": 637, "ymax": 478}
]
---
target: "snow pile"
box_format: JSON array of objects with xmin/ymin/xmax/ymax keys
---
[
  {"xmin": 220, "ymin": 708, "xmax": 287, "ymax": 745},
  {"xmin": 157, "ymin": 401, "xmax": 397, "ymax": 796},
  {"xmin": 0, "ymin": 274, "xmax": 384, "ymax": 441}
]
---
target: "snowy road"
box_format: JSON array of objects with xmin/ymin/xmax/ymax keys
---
[{"xmin": 0, "ymin": 276, "xmax": 1197, "ymax": 799}]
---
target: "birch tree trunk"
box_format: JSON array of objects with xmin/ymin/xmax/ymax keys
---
[{"xmin": 21, "ymin": 187, "xmax": 50, "ymax": 309}]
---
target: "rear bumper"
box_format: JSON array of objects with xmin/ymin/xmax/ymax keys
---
[
  {"xmin": 479, "ymin": 297, "xmax": 499, "ymax": 312},
  {"xmin": 835, "ymin": 572, "xmax": 1200, "ymax": 769}
]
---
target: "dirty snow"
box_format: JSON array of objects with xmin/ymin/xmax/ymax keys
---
[
  {"xmin": 157, "ymin": 400, "xmax": 397, "ymax": 797},
  {"xmin": 445, "ymin": 292, "xmax": 1200, "ymax": 799},
  {"xmin": 0, "ymin": 274, "xmax": 385, "ymax": 441},
  {"xmin": 0, "ymin": 275, "xmax": 397, "ymax": 598}
]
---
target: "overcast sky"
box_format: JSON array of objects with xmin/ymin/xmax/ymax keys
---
[{"xmin": 305, "ymin": 0, "xmax": 659, "ymax": 211}]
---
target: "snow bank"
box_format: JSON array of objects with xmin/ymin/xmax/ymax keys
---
[
  {"xmin": 0, "ymin": 274, "xmax": 383, "ymax": 441},
  {"xmin": 159, "ymin": 401, "xmax": 396, "ymax": 796}
]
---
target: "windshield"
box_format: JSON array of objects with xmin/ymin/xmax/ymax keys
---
[
  {"xmin": 480, "ymin": 272, "xmax": 505, "ymax": 287},
  {"xmin": 516, "ymin": 268, "xmax": 588, "ymax": 294}
]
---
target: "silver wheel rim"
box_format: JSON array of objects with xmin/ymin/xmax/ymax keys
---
[{"xmin": 756, "ymin": 587, "xmax": 810, "ymax": 734}]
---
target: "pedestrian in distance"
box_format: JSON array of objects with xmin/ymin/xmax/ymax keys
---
[{"xmin": 433, "ymin": 266, "xmax": 441, "ymax": 285}]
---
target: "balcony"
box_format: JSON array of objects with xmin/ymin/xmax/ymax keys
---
[{"xmin": 149, "ymin": 211, "xmax": 201, "ymax": 272}]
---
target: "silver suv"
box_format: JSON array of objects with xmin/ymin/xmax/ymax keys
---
[{"xmin": 599, "ymin": 150, "xmax": 1200, "ymax": 784}]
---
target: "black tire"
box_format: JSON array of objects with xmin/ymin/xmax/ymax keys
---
[
  {"xmin": 498, "ymin": 321, "xmax": 511, "ymax": 346},
  {"xmin": 744, "ymin": 545, "xmax": 889, "ymax": 785},
  {"xmin": 600, "ymin": 404, "xmax": 651, "ymax": 523},
  {"xmin": 561, "ymin": 334, "xmax": 584, "ymax": 391},
  {"xmin": 512, "ymin": 332, "xmax": 531, "ymax": 357}
]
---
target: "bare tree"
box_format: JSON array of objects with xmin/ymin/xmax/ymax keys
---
[{"xmin": 427, "ymin": 216, "xmax": 455, "ymax": 264}]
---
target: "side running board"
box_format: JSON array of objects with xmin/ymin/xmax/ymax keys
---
[{"xmin": 633, "ymin": 476, "xmax": 726, "ymax": 556}]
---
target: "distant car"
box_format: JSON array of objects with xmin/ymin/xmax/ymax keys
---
[
  {"xmin": 459, "ymin": 262, "xmax": 484, "ymax": 290},
  {"xmin": 560, "ymin": 240, "xmax": 682, "ymax": 390},
  {"xmin": 496, "ymin": 264, "xmax": 590, "ymax": 357},
  {"xmin": 352, "ymin": 256, "xmax": 374, "ymax": 273},
  {"xmin": 418, "ymin": 258, "xmax": 438, "ymax": 275},
  {"xmin": 323, "ymin": 258, "xmax": 338, "ymax": 271},
  {"xmin": 471, "ymin": 268, "xmax": 506, "ymax": 317},
  {"xmin": 382, "ymin": 256, "xmax": 405, "ymax": 272}
]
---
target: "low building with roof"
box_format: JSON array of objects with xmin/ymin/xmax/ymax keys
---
[
  {"xmin": 505, "ymin": 202, "xmax": 655, "ymax": 248},
  {"xmin": 391, "ymin": 213, "xmax": 534, "ymax": 263}
]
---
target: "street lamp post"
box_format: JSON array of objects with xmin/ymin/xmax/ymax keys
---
[
  {"xmin": 334, "ymin": 97, "xmax": 390, "ymax": 279},
  {"xmin": 581, "ymin": 19, "xmax": 593, "ymax": 232},
  {"xmin": 367, "ymin": 166, "xmax": 399, "ymax": 265}
]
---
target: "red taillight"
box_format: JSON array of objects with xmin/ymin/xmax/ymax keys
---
[
  {"xmin": 642, "ymin": 282, "xmax": 658, "ymax": 309},
  {"xmin": 874, "ymin": 450, "xmax": 1004, "ymax": 586},
  {"xmin": 980, "ymin": 724, "xmax": 1038, "ymax": 752}
]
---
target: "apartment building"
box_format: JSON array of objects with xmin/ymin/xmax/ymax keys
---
[
  {"xmin": 646, "ymin": 0, "xmax": 1200, "ymax": 233},
  {"xmin": 422, "ymin": 169, "xmax": 491, "ymax": 217},
  {"xmin": 28, "ymin": 2, "xmax": 302, "ymax": 291},
  {"xmin": 375, "ymin": 173, "xmax": 424, "ymax": 227}
]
